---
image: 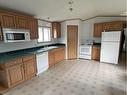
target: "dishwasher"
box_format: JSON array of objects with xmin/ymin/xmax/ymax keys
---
[{"xmin": 36, "ymin": 52, "xmax": 49, "ymax": 75}]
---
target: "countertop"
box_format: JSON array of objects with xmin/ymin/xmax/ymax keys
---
[
  {"xmin": 93, "ymin": 43, "xmax": 101, "ymax": 47},
  {"xmin": 0, "ymin": 43, "xmax": 65, "ymax": 64}
]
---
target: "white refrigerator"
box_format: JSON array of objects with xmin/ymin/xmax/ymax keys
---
[{"xmin": 100, "ymin": 31, "xmax": 121, "ymax": 64}]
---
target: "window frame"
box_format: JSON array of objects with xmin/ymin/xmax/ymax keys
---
[{"xmin": 37, "ymin": 26, "xmax": 52, "ymax": 43}]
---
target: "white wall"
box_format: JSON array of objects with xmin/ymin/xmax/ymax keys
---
[
  {"xmin": 0, "ymin": 20, "xmax": 58, "ymax": 53},
  {"xmin": 81, "ymin": 17, "xmax": 126, "ymax": 44}
]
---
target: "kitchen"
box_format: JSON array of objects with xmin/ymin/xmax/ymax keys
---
[{"xmin": 0, "ymin": 0, "xmax": 126, "ymax": 95}]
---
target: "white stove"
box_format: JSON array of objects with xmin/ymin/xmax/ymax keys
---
[{"xmin": 79, "ymin": 43, "xmax": 93, "ymax": 60}]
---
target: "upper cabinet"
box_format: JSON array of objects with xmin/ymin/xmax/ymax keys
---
[
  {"xmin": 94, "ymin": 23, "xmax": 103, "ymax": 37},
  {"xmin": 0, "ymin": 12, "xmax": 16, "ymax": 28},
  {"xmin": 94, "ymin": 21, "xmax": 125, "ymax": 37},
  {"xmin": 15, "ymin": 15, "xmax": 29, "ymax": 29},
  {"xmin": 0, "ymin": 10, "xmax": 38, "ymax": 40},
  {"xmin": 103, "ymin": 21, "xmax": 124, "ymax": 31},
  {"xmin": 28, "ymin": 18, "xmax": 38, "ymax": 39},
  {"xmin": 52, "ymin": 22, "xmax": 61, "ymax": 38}
]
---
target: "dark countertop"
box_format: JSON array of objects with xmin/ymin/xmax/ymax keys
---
[
  {"xmin": 0, "ymin": 43, "xmax": 65, "ymax": 64},
  {"xmin": 93, "ymin": 43, "xmax": 101, "ymax": 47}
]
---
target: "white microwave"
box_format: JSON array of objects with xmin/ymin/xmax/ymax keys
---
[{"xmin": 3, "ymin": 28, "xmax": 30, "ymax": 42}]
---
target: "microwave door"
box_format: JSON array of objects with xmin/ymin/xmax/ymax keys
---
[
  {"xmin": 6, "ymin": 33, "xmax": 14, "ymax": 40},
  {"xmin": 13, "ymin": 33, "xmax": 25, "ymax": 40}
]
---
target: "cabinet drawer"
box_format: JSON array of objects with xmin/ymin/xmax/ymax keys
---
[
  {"xmin": 22, "ymin": 55, "xmax": 35, "ymax": 62},
  {"xmin": 5, "ymin": 58, "xmax": 22, "ymax": 67}
]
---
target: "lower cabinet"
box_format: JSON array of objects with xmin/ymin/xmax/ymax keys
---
[
  {"xmin": 48, "ymin": 47, "xmax": 65, "ymax": 67},
  {"xmin": 48, "ymin": 50, "xmax": 55, "ymax": 67},
  {"xmin": 92, "ymin": 46, "xmax": 101, "ymax": 61},
  {"xmin": 0, "ymin": 54, "xmax": 37, "ymax": 88},
  {"xmin": 6, "ymin": 64, "xmax": 24, "ymax": 88},
  {"xmin": 23, "ymin": 59, "xmax": 37, "ymax": 80}
]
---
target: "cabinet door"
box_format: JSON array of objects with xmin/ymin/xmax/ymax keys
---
[
  {"xmin": 103, "ymin": 21, "xmax": 124, "ymax": 31},
  {"xmin": 111, "ymin": 21, "xmax": 123, "ymax": 30},
  {"xmin": 48, "ymin": 51, "xmax": 54, "ymax": 67},
  {"xmin": 60, "ymin": 48, "xmax": 65, "ymax": 61},
  {"xmin": 92, "ymin": 46, "xmax": 100, "ymax": 61},
  {"xmin": 54, "ymin": 48, "xmax": 65, "ymax": 63},
  {"xmin": 54, "ymin": 49, "xmax": 60, "ymax": 63},
  {"xmin": 16, "ymin": 16, "xmax": 28, "ymax": 29},
  {"xmin": 52, "ymin": 22, "xmax": 61, "ymax": 38},
  {"xmin": 103, "ymin": 22, "xmax": 113, "ymax": 31},
  {"xmin": 6, "ymin": 64, "xmax": 24, "ymax": 88},
  {"xmin": 94, "ymin": 23, "xmax": 103, "ymax": 37},
  {"xmin": 24, "ymin": 59, "xmax": 37, "ymax": 80},
  {"xmin": 0, "ymin": 12, "xmax": 15, "ymax": 28},
  {"xmin": 29, "ymin": 19, "xmax": 38, "ymax": 39}
]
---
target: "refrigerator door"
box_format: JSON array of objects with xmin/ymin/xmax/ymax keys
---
[
  {"xmin": 100, "ymin": 42, "xmax": 120, "ymax": 64},
  {"xmin": 102, "ymin": 31, "xmax": 121, "ymax": 42}
]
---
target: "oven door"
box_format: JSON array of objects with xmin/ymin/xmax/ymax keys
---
[{"xmin": 80, "ymin": 46, "xmax": 92, "ymax": 55}]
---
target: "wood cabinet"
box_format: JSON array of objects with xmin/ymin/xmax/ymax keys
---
[
  {"xmin": 28, "ymin": 18, "xmax": 38, "ymax": 39},
  {"xmin": 0, "ymin": 12, "xmax": 15, "ymax": 28},
  {"xmin": 94, "ymin": 21, "xmax": 124, "ymax": 37},
  {"xmin": 94, "ymin": 23, "xmax": 103, "ymax": 37},
  {"xmin": 0, "ymin": 10, "xmax": 38, "ymax": 40},
  {"xmin": 6, "ymin": 63, "xmax": 24, "ymax": 88},
  {"xmin": 0, "ymin": 54, "xmax": 37, "ymax": 88},
  {"xmin": 48, "ymin": 50, "xmax": 55, "ymax": 67},
  {"xmin": 52, "ymin": 22, "xmax": 61, "ymax": 38},
  {"xmin": 92, "ymin": 46, "xmax": 101, "ymax": 61},
  {"xmin": 48, "ymin": 47, "xmax": 65, "ymax": 67},
  {"xmin": 15, "ymin": 16, "xmax": 28, "ymax": 29},
  {"xmin": 23, "ymin": 55, "xmax": 37, "ymax": 80},
  {"xmin": 103, "ymin": 21, "xmax": 124, "ymax": 31}
]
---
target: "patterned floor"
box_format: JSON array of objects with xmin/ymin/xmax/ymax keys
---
[{"xmin": 3, "ymin": 54, "xmax": 126, "ymax": 95}]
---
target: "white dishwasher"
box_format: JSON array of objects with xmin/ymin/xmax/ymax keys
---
[{"xmin": 36, "ymin": 52, "xmax": 49, "ymax": 75}]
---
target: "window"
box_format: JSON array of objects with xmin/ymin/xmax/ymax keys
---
[{"xmin": 38, "ymin": 26, "xmax": 51, "ymax": 42}]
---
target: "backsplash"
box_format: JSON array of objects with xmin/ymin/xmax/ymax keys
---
[{"xmin": 0, "ymin": 39, "xmax": 58, "ymax": 53}]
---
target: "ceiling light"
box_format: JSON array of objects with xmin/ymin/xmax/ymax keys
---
[{"xmin": 68, "ymin": 0, "xmax": 74, "ymax": 12}]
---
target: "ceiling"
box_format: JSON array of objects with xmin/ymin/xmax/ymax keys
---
[{"xmin": 0, "ymin": 0, "xmax": 126, "ymax": 21}]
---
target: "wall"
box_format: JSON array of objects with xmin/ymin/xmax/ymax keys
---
[
  {"xmin": 59, "ymin": 19, "xmax": 82, "ymax": 59},
  {"xmin": 0, "ymin": 20, "xmax": 58, "ymax": 53},
  {"xmin": 81, "ymin": 16, "xmax": 126, "ymax": 44},
  {"xmin": 0, "ymin": 17, "xmax": 126, "ymax": 53},
  {"xmin": 59, "ymin": 17, "xmax": 126, "ymax": 59}
]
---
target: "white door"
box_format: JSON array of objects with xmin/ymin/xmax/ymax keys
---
[{"xmin": 100, "ymin": 42, "xmax": 120, "ymax": 64}]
